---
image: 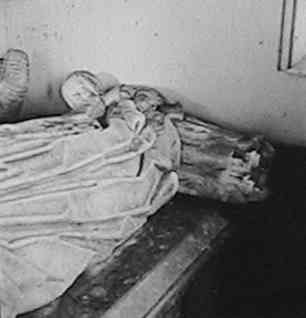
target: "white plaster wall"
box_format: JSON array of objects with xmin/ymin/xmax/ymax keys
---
[
  {"xmin": 0, "ymin": 3, "xmax": 7, "ymax": 54},
  {"xmin": 2, "ymin": 0, "xmax": 306, "ymax": 145}
]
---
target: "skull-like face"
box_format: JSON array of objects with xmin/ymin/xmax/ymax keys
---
[{"xmin": 61, "ymin": 71, "xmax": 105, "ymax": 117}]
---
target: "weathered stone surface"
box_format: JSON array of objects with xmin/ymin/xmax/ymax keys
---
[
  {"xmin": 175, "ymin": 115, "xmax": 274, "ymax": 203},
  {"xmin": 0, "ymin": 49, "xmax": 29, "ymax": 123}
]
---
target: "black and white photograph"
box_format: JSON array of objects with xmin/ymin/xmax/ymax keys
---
[{"xmin": 0, "ymin": 1, "xmax": 305, "ymax": 317}]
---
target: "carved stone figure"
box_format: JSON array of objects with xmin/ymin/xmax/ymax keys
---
[
  {"xmin": 0, "ymin": 51, "xmax": 274, "ymax": 318},
  {"xmin": 61, "ymin": 70, "xmax": 274, "ymax": 204},
  {"xmin": 0, "ymin": 49, "xmax": 29, "ymax": 123}
]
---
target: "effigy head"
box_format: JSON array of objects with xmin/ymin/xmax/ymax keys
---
[{"xmin": 61, "ymin": 70, "xmax": 107, "ymax": 118}]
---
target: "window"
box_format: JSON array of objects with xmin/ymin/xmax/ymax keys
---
[{"xmin": 278, "ymin": 0, "xmax": 306, "ymax": 75}]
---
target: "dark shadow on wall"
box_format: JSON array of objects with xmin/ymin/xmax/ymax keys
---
[{"xmin": 182, "ymin": 144, "xmax": 306, "ymax": 318}]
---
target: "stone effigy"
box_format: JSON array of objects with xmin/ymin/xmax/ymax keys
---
[
  {"xmin": 60, "ymin": 70, "xmax": 274, "ymax": 204},
  {"xmin": 0, "ymin": 50, "xmax": 274, "ymax": 318}
]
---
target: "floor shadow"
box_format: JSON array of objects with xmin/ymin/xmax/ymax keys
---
[{"xmin": 182, "ymin": 144, "xmax": 306, "ymax": 317}]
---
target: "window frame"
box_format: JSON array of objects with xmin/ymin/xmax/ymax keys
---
[{"xmin": 278, "ymin": 0, "xmax": 306, "ymax": 75}]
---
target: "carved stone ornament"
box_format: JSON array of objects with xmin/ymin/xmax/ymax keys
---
[
  {"xmin": 0, "ymin": 49, "xmax": 29, "ymax": 123},
  {"xmin": 0, "ymin": 50, "xmax": 274, "ymax": 318}
]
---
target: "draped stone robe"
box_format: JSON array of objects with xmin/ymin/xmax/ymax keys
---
[{"xmin": 0, "ymin": 107, "xmax": 180, "ymax": 318}]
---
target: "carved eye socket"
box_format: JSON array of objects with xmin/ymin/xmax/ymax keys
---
[
  {"xmin": 87, "ymin": 91, "xmax": 98, "ymax": 98},
  {"xmin": 73, "ymin": 92, "xmax": 81, "ymax": 98}
]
